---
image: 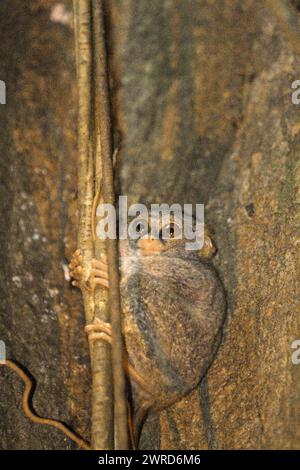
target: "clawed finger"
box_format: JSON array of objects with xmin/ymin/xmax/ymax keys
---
[
  {"xmin": 92, "ymin": 278, "xmax": 109, "ymax": 289},
  {"xmin": 91, "ymin": 268, "xmax": 109, "ymax": 280},
  {"xmin": 70, "ymin": 266, "xmax": 82, "ymax": 279},
  {"xmin": 91, "ymin": 258, "xmax": 108, "ymax": 271},
  {"xmin": 100, "ymin": 253, "xmax": 108, "ymax": 263},
  {"xmin": 69, "ymin": 255, "xmax": 82, "ymax": 269}
]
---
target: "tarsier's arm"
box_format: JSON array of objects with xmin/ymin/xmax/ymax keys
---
[{"xmin": 70, "ymin": 251, "xmax": 151, "ymax": 388}]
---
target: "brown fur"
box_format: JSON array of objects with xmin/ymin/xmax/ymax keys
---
[{"xmin": 119, "ymin": 232, "xmax": 226, "ymax": 432}]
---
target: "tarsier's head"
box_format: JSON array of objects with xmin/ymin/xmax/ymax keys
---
[{"xmin": 123, "ymin": 212, "xmax": 216, "ymax": 259}]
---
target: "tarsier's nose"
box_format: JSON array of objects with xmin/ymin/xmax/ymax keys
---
[{"xmin": 137, "ymin": 236, "xmax": 165, "ymax": 255}]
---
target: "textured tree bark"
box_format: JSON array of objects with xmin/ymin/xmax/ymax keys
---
[
  {"xmin": 107, "ymin": 0, "xmax": 300, "ymax": 449},
  {"xmin": 0, "ymin": 0, "xmax": 91, "ymax": 450},
  {"xmin": 0, "ymin": 0, "xmax": 300, "ymax": 450}
]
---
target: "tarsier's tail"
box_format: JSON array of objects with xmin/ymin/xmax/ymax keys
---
[
  {"xmin": 133, "ymin": 404, "xmax": 150, "ymax": 447},
  {"xmin": 127, "ymin": 395, "xmax": 152, "ymax": 449},
  {"xmin": 0, "ymin": 359, "xmax": 91, "ymax": 450},
  {"xmin": 128, "ymin": 408, "xmax": 148, "ymax": 449}
]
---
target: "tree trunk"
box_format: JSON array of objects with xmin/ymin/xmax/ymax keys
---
[{"xmin": 0, "ymin": 0, "xmax": 299, "ymax": 450}]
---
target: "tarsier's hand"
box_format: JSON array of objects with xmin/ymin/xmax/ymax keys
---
[
  {"xmin": 90, "ymin": 254, "xmax": 109, "ymax": 289},
  {"xmin": 69, "ymin": 249, "xmax": 85, "ymax": 289},
  {"xmin": 69, "ymin": 250, "xmax": 109, "ymax": 291}
]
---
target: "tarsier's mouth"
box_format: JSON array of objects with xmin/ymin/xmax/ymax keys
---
[{"xmin": 137, "ymin": 237, "xmax": 166, "ymax": 256}]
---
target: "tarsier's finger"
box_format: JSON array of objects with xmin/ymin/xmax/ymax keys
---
[
  {"xmin": 91, "ymin": 269, "xmax": 109, "ymax": 280},
  {"xmin": 70, "ymin": 268, "xmax": 82, "ymax": 280},
  {"xmin": 91, "ymin": 259, "xmax": 108, "ymax": 272},
  {"xmin": 69, "ymin": 256, "xmax": 81, "ymax": 269},
  {"xmin": 73, "ymin": 266, "xmax": 83, "ymax": 275},
  {"xmin": 100, "ymin": 253, "xmax": 108, "ymax": 263},
  {"xmin": 87, "ymin": 332, "xmax": 112, "ymax": 344},
  {"xmin": 69, "ymin": 259, "xmax": 76, "ymax": 269},
  {"xmin": 92, "ymin": 278, "xmax": 109, "ymax": 289},
  {"xmin": 70, "ymin": 273, "xmax": 81, "ymax": 282},
  {"xmin": 85, "ymin": 320, "xmax": 112, "ymax": 336}
]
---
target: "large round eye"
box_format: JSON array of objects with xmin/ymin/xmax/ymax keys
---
[
  {"xmin": 160, "ymin": 222, "xmax": 181, "ymax": 240},
  {"xmin": 131, "ymin": 219, "xmax": 149, "ymax": 238}
]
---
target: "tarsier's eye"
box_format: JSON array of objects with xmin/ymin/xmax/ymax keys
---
[
  {"xmin": 133, "ymin": 219, "xmax": 149, "ymax": 237},
  {"xmin": 160, "ymin": 223, "xmax": 181, "ymax": 240}
]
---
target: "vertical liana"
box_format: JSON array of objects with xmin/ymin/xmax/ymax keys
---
[
  {"xmin": 91, "ymin": 0, "xmax": 129, "ymax": 450},
  {"xmin": 73, "ymin": 0, "xmax": 128, "ymax": 450}
]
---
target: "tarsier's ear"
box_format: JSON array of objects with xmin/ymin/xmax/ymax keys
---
[{"xmin": 198, "ymin": 227, "xmax": 217, "ymax": 259}]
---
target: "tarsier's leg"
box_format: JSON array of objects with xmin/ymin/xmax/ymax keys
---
[
  {"xmin": 86, "ymin": 318, "xmax": 150, "ymax": 448},
  {"xmin": 70, "ymin": 250, "xmax": 152, "ymax": 448},
  {"xmin": 86, "ymin": 319, "xmax": 149, "ymax": 393},
  {"xmin": 69, "ymin": 251, "xmax": 149, "ymax": 393}
]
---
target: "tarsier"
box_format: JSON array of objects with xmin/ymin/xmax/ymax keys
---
[{"xmin": 70, "ymin": 212, "xmax": 226, "ymax": 445}]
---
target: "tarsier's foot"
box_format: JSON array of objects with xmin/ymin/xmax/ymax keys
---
[
  {"xmin": 85, "ymin": 318, "xmax": 112, "ymax": 343},
  {"xmin": 86, "ymin": 319, "xmax": 150, "ymax": 394}
]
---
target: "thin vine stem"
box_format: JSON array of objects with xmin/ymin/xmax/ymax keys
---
[{"xmin": 73, "ymin": 0, "xmax": 128, "ymax": 450}]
